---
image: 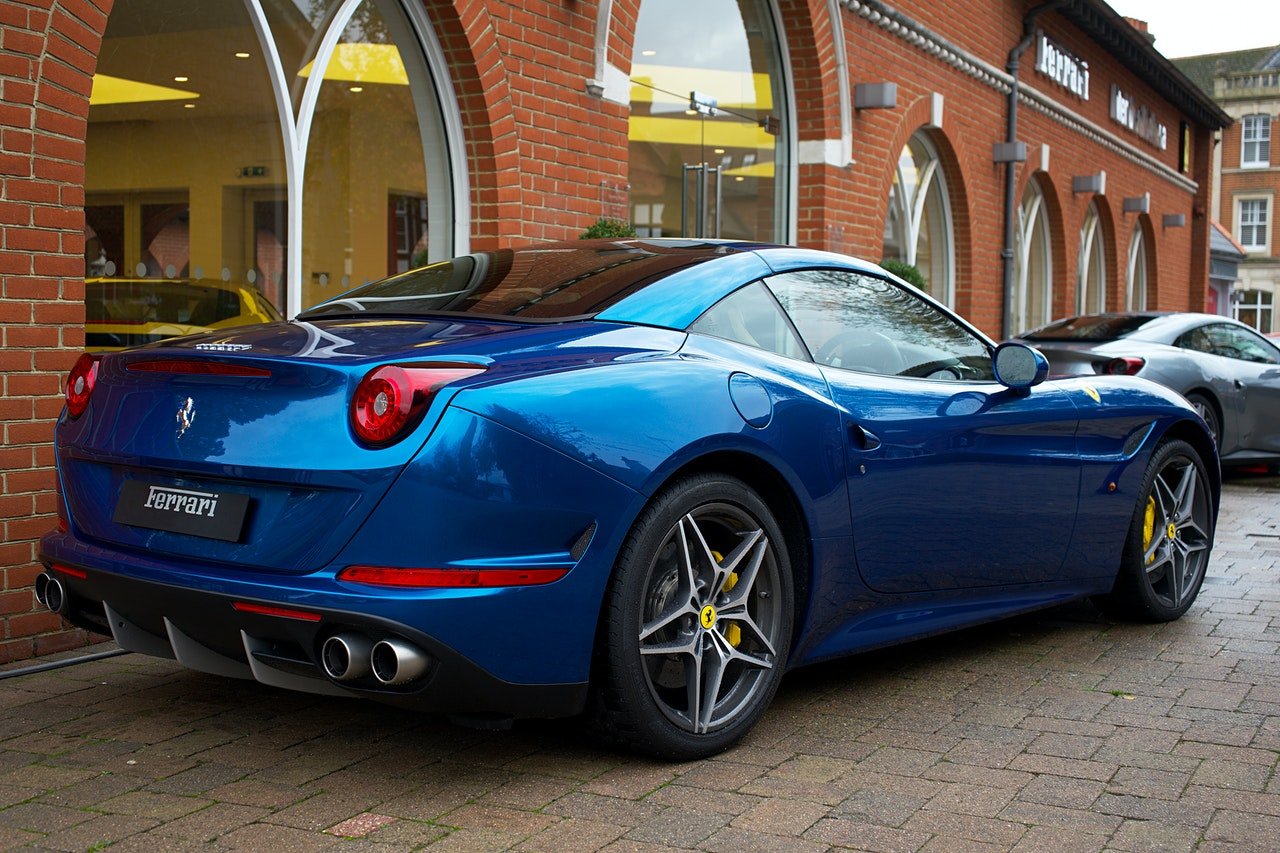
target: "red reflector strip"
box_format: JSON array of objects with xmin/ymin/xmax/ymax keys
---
[
  {"xmin": 338, "ymin": 566, "xmax": 569, "ymax": 588},
  {"xmin": 127, "ymin": 360, "xmax": 271, "ymax": 377},
  {"xmin": 51, "ymin": 563, "xmax": 87, "ymax": 579},
  {"xmin": 232, "ymin": 601, "xmax": 323, "ymax": 622}
]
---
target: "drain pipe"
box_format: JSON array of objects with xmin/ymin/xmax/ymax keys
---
[
  {"xmin": 1001, "ymin": 0, "xmax": 1065, "ymax": 339},
  {"xmin": 0, "ymin": 648, "xmax": 128, "ymax": 680}
]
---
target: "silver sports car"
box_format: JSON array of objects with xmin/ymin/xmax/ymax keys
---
[{"xmin": 1019, "ymin": 312, "xmax": 1280, "ymax": 467}]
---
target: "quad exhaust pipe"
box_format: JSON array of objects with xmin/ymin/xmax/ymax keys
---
[
  {"xmin": 321, "ymin": 633, "xmax": 373, "ymax": 681},
  {"xmin": 371, "ymin": 638, "xmax": 429, "ymax": 686},
  {"xmin": 320, "ymin": 632, "xmax": 429, "ymax": 686},
  {"xmin": 34, "ymin": 572, "xmax": 67, "ymax": 614}
]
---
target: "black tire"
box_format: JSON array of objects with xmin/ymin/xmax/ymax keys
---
[
  {"xmin": 589, "ymin": 473, "xmax": 793, "ymax": 760},
  {"xmin": 1184, "ymin": 393, "xmax": 1220, "ymax": 448},
  {"xmin": 1095, "ymin": 439, "xmax": 1214, "ymax": 622}
]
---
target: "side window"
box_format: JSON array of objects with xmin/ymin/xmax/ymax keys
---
[
  {"xmin": 689, "ymin": 282, "xmax": 807, "ymax": 360},
  {"xmin": 1204, "ymin": 324, "xmax": 1280, "ymax": 364},
  {"xmin": 1176, "ymin": 327, "xmax": 1213, "ymax": 354},
  {"xmin": 766, "ymin": 269, "xmax": 994, "ymax": 380}
]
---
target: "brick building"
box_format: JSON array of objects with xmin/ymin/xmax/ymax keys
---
[
  {"xmin": 0, "ymin": 0, "xmax": 1228, "ymax": 659},
  {"xmin": 1176, "ymin": 44, "xmax": 1280, "ymax": 332}
]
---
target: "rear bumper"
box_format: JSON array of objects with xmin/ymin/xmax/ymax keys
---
[{"xmin": 36, "ymin": 541, "xmax": 588, "ymax": 720}]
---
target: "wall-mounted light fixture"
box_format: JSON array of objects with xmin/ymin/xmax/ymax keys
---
[
  {"xmin": 1072, "ymin": 172, "xmax": 1106, "ymax": 194},
  {"xmin": 1123, "ymin": 194, "xmax": 1150, "ymax": 214},
  {"xmin": 688, "ymin": 91, "xmax": 718, "ymax": 116},
  {"xmin": 854, "ymin": 82, "xmax": 897, "ymax": 110},
  {"xmin": 993, "ymin": 141, "xmax": 1027, "ymax": 163},
  {"xmin": 1162, "ymin": 213, "xmax": 1186, "ymax": 228}
]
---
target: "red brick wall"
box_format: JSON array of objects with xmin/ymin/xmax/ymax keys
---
[
  {"xmin": 1, "ymin": 0, "xmax": 106, "ymax": 661},
  {"xmin": 0, "ymin": 0, "xmax": 1222, "ymax": 660}
]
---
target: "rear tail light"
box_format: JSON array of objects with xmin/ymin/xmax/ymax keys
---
[
  {"xmin": 338, "ymin": 565, "xmax": 568, "ymax": 588},
  {"xmin": 351, "ymin": 363, "xmax": 485, "ymax": 447},
  {"xmin": 65, "ymin": 353, "xmax": 101, "ymax": 418},
  {"xmin": 1103, "ymin": 356, "xmax": 1146, "ymax": 376}
]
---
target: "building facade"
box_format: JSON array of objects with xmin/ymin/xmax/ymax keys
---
[
  {"xmin": 1176, "ymin": 45, "xmax": 1280, "ymax": 333},
  {"xmin": 0, "ymin": 0, "xmax": 1227, "ymax": 659}
]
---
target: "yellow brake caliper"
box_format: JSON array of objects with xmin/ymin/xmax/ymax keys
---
[
  {"xmin": 713, "ymin": 550, "xmax": 742, "ymax": 647},
  {"xmin": 1142, "ymin": 496, "xmax": 1156, "ymax": 564}
]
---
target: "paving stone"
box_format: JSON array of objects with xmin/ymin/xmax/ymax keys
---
[
  {"xmin": 37, "ymin": 812, "xmax": 161, "ymax": 852},
  {"xmin": 622, "ymin": 805, "xmax": 727, "ymax": 846},
  {"xmin": 701, "ymin": 824, "xmax": 830, "ymax": 852},
  {"xmin": 153, "ymin": 801, "xmax": 273, "ymax": 841},
  {"xmin": 1, "ymin": 478, "xmax": 1280, "ymax": 849},
  {"xmin": 730, "ymin": 796, "xmax": 829, "ymax": 835},
  {"xmin": 804, "ymin": 816, "xmax": 931, "ymax": 852}
]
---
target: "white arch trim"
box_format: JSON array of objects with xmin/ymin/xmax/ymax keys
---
[{"xmin": 244, "ymin": 0, "xmax": 469, "ymax": 318}]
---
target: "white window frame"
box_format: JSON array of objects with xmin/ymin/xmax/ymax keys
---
[
  {"xmin": 1232, "ymin": 289, "xmax": 1274, "ymax": 334},
  {"xmin": 884, "ymin": 133, "xmax": 955, "ymax": 307},
  {"xmin": 245, "ymin": 0, "xmax": 467, "ymax": 316},
  {"xmin": 1241, "ymin": 114, "xmax": 1271, "ymax": 168},
  {"xmin": 1236, "ymin": 195, "xmax": 1272, "ymax": 253},
  {"xmin": 1014, "ymin": 180, "xmax": 1053, "ymax": 333},
  {"xmin": 1076, "ymin": 201, "xmax": 1106, "ymax": 315},
  {"xmin": 1126, "ymin": 224, "xmax": 1148, "ymax": 310}
]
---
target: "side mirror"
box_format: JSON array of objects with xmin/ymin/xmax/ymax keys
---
[{"xmin": 993, "ymin": 342, "xmax": 1049, "ymax": 391}]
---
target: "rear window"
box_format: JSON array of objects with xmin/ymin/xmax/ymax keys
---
[
  {"xmin": 297, "ymin": 245, "xmax": 715, "ymax": 321},
  {"xmin": 1023, "ymin": 314, "xmax": 1162, "ymax": 342}
]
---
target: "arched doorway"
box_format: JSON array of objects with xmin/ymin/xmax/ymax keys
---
[
  {"xmin": 627, "ymin": 0, "xmax": 791, "ymax": 242},
  {"xmin": 882, "ymin": 132, "xmax": 955, "ymax": 305},
  {"xmin": 85, "ymin": 0, "xmax": 465, "ymax": 318}
]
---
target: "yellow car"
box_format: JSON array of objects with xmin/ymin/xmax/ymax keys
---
[{"xmin": 85, "ymin": 277, "xmax": 283, "ymax": 352}]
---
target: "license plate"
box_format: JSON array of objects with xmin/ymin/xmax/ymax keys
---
[{"xmin": 113, "ymin": 480, "xmax": 251, "ymax": 542}]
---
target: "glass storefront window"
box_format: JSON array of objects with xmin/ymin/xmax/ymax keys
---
[
  {"xmin": 86, "ymin": 0, "xmax": 459, "ymax": 323},
  {"xmin": 628, "ymin": 0, "xmax": 789, "ymax": 242},
  {"xmin": 1076, "ymin": 201, "xmax": 1106, "ymax": 315},
  {"xmin": 882, "ymin": 133, "xmax": 954, "ymax": 305},
  {"xmin": 1015, "ymin": 180, "xmax": 1053, "ymax": 333},
  {"xmin": 1127, "ymin": 225, "xmax": 1148, "ymax": 310}
]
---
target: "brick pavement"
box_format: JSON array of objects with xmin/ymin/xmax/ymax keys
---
[{"xmin": 0, "ymin": 473, "xmax": 1276, "ymax": 852}]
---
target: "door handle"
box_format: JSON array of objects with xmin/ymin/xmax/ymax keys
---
[{"xmin": 850, "ymin": 423, "xmax": 881, "ymax": 451}]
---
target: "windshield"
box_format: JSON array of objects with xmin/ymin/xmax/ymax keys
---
[
  {"xmin": 298, "ymin": 244, "xmax": 720, "ymax": 321},
  {"xmin": 1023, "ymin": 314, "xmax": 1163, "ymax": 342}
]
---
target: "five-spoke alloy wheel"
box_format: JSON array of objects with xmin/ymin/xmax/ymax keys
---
[
  {"xmin": 1099, "ymin": 439, "xmax": 1215, "ymax": 621},
  {"xmin": 591, "ymin": 474, "xmax": 793, "ymax": 759}
]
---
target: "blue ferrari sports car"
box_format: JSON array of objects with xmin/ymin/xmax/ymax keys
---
[{"xmin": 39, "ymin": 240, "xmax": 1218, "ymax": 759}]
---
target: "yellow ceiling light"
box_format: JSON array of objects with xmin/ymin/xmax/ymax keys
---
[
  {"xmin": 234, "ymin": 52, "xmax": 251, "ymax": 59},
  {"xmin": 298, "ymin": 43, "xmax": 409, "ymax": 85},
  {"xmin": 174, "ymin": 76, "xmax": 189, "ymax": 83},
  {"xmin": 90, "ymin": 73, "xmax": 199, "ymax": 106},
  {"xmin": 629, "ymin": 115, "xmax": 776, "ymax": 151},
  {"xmin": 630, "ymin": 64, "xmax": 774, "ymax": 111}
]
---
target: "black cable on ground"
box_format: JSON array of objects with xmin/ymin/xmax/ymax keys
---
[{"xmin": 0, "ymin": 648, "xmax": 130, "ymax": 680}]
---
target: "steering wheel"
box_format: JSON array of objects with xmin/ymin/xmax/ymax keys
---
[
  {"xmin": 815, "ymin": 329, "xmax": 895, "ymax": 372},
  {"xmin": 898, "ymin": 357, "xmax": 963, "ymax": 380}
]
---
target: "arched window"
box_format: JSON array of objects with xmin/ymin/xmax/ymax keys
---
[
  {"xmin": 628, "ymin": 0, "xmax": 790, "ymax": 242},
  {"xmin": 1014, "ymin": 180, "xmax": 1053, "ymax": 333},
  {"xmin": 1076, "ymin": 201, "xmax": 1107, "ymax": 315},
  {"xmin": 882, "ymin": 133, "xmax": 954, "ymax": 305},
  {"xmin": 1127, "ymin": 225, "xmax": 1149, "ymax": 310},
  {"xmin": 86, "ymin": 0, "xmax": 463, "ymax": 320}
]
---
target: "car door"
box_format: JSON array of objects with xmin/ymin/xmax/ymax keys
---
[
  {"xmin": 766, "ymin": 268, "xmax": 1082, "ymax": 593},
  {"xmin": 1200, "ymin": 323, "xmax": 1280, "ymax": 455}
]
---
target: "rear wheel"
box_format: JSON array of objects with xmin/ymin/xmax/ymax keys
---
[
  {"xmin": 590, "ymin": 474, "xmax": 793, "ymax": 759},
  {"xmin": 1184, "ymin": 393, "xmax": 1220, "ymax": 447},
  {"xmin": 1096, "ymin": 439, "xmax": 1213, "ymax": 621}
]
